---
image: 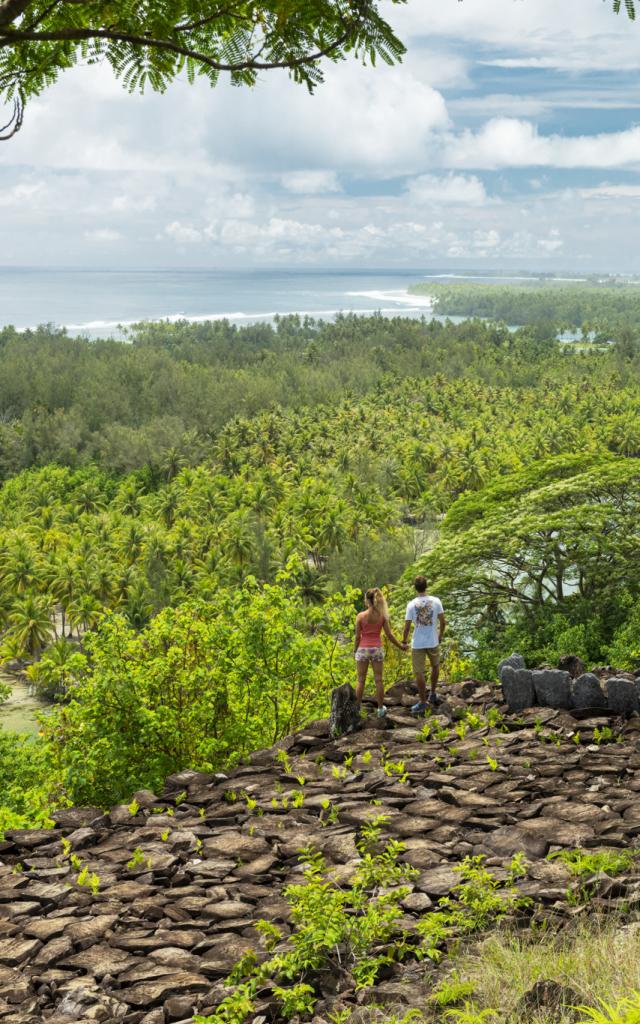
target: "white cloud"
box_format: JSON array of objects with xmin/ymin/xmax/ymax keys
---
[
  {"xmin": 446, "ymin": 119, "xmax": 640, "ymax": 169},
  {"xmin": 579, "ymin": 184, "xmax": 640, "ymax": 199},
  {"xmin": 0, "ymin": 181, "xmax": 46, "ymax": 207},
  {"xmin": 162, "ymin": 221, "xmax": 203, "ymax": 244},
  {"xmin": 112, "ymin": 194, "xmax": 157, "ymax": 212},
  {"xmin": 281, "ymin": 170, "xmax": 341, "ymax": 194},
  {"xmin": 84, "ymin": 228, "xmax": 121, "ymax": 242},
  {"xmin": 387, "ymin": 0, "xmax": 640, "ymax": 71},
  {"xmin": 537, "ymin": 229, "xmax": 563, "ymax": 253},
  {"xmin": 406, "ymin": 173, "xmax": 487, "ymax": 205}
]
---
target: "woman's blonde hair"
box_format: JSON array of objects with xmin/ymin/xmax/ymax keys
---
[{"xmin": 366, "ymin": 587, "xmax": 388, "ymax": 621}]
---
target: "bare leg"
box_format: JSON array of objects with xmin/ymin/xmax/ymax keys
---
[
  {"xmin": 415, "ymin": 668, "xmax": 427, "ymax": 703},
  {"xmin": 372, "ymin": 659, "xmax": 385, "ymax": 709},
  {"xmin": 355, "ymin": 659, "xmax": 369, "ymax": 705},
  {"xmin": 430, "ymin": 661, "xmax": 440, "ymax": 696}
]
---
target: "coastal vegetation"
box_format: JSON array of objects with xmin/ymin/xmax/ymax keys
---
[
  {"xmin": 409, "ymin": 280, "xmax": 640, "ymax": 340},
  {"xmin": 1, "ymin": 298, "xmax": 640, "ymax": 830}
]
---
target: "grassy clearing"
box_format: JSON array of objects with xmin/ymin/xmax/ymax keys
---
[{"xmin": 444, "ymin": 918, "xmax": 640, "ymax": 1022}]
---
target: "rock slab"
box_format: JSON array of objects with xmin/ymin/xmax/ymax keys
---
[
  {"xmin": 532, "ymin": 669, "xmax": 572, "ymax": 709},
  {"xmin": 572, "ymin": 673, "xmax": 607, "ymax": 710},
  {"xmin": 606, "ymin": 677, "xmax": 639, "ymax": 716},
  {"xmin": 501, "ymin": 668, "xmax": 534, "ymax": 711}
]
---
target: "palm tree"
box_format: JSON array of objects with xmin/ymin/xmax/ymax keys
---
[
  {"xmin": 26, "ymin": 637, "xmax": 80, "ymax": 699},
  {"xmin": 1, "ymin": 542, "xmax": 39, "ymax": 595},
  {"xmin": 161, "ymin": 447, "xmax": 186, "ymax": 483},
  {"xmin": 48, "ymin": 559, "xmax": 78, "ymax": 637},
  {"xmin": 223, "ymin": 510, "xmax": 257, "ymax": 573},
  {"xmin": 8, "ymin": 594, "xmax": 55, "ymax": 660},
  {"xmin": 67, "ymin": 594, "xmax": 102, "ymax": 636}
]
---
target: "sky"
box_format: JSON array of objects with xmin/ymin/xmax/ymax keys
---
[{"xmin": 1, "ymin": 0, "xmax": 640, "ymax": 271}]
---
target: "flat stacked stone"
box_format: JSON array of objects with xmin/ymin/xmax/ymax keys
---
[{"xmin": 2, "ymin": 675, "xmax": 640, "ymax": 1021}]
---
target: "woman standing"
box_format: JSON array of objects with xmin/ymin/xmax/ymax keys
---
[{"xmin": 354, "ymin": 588, "xmax": 406, "ymax": 717}]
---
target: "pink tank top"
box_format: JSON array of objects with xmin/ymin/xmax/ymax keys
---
[{"xmin": 359, "ymin": 615, "xmax": 383, "ymax": 648}]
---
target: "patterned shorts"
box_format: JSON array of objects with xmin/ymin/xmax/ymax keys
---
[{"xmin": 355, "ymin": 647, "xmax": 384, "ymax": 663}]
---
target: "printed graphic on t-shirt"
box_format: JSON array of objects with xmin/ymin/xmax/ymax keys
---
[{"xmin": 415, "ymin": 600, "xmax": 435, "ymax": 628}]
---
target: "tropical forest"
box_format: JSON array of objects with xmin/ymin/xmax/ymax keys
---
[{"xmin": 2, "ymin": 294, "xmax": 640, "ymax": 822}]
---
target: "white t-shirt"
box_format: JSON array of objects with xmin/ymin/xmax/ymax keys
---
[{"xmin": 405, "ymin": 595, "xmax": 444, "ymax": 650}]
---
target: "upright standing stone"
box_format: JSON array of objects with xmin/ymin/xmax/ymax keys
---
[
  {"xmin": 571, "ymin": 673, "xmax": 607, "ymax": 710},
  {"xmin": 501, "ymin": 668, "xmax": 535, "ymax": 711},
  {"xmin": 498, "ymin": 653, "xmax": 526, "ymax": 679},
  {"xmin": 329, "ymin": 683, "xmax": 361, "ymax": 738},
  {"xmin": 606, "ymin": 677, "xmax": 639, "ymax": 716},
  {"xmin": 532, "ymin": 670, "xmax": 572, "ymax": 709}
]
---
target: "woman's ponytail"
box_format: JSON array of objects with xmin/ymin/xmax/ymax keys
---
[{"xmin": 366, "ymin": 587, "xmax": 389, "ymax": 621}]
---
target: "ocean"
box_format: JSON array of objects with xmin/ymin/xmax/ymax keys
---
[{"xmin": 0, "ymin": 267, "xmax": 563, "ymax": 340}]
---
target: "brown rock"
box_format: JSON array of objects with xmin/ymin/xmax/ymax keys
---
[
  {"xmin": 3, "ymin": 829, "xmax": 53, "ymax": 848},
  {"xmin": 515, "ymin": 980, "xmax": 583, "ymax": 1021},
  {"xmin": 149, "ymin": 946, "xmax": 203, "ymax": 971},
  {"xmin": 202, "ymin": 832, "xmax": 269, "ymax": 859},
  {"xmin": 0, "ymin": 901, "xmax": 42, "ymax": 919},
  {"xmin": 202, "ymin": 901, "xmax": 251, "ymax": 921},
  {"xmin": 414, "ymin": 866, "xmax": 460, "ymax": 897},
  {"xmin": 165, "ymin": 993, "xmax": 197, "ymax": 1020},
  {"xmin": 61, "ymin": 943, "xmax": 137, "ymax": 978},
  {"xmin": 0, "ymin": 966, "xmax": 33, "ymax": 1004},
  {"xmin": 121, "ymin": 971, "xmax": 211, "ymax": 1007},
  {"xmin": 481, "ymin": 825, "xmax": 550, "ymax": 860},
  {"xmin": 0, "ymin": 938, "xmax": 42, "ymax": 966},
  {"xmin": 32, "ymin": 935, "xmax": 73, "ymax": 967},
  {"xmin": 50, "ymin": 808, "xmax": 104, "ymax": 829},
  {"xmin": 110, "ymin": 929, "xmax": 205, "ymax": 953},
  {"xmin": 66, "ymin": 915, "xmax": 118, "ymax": 950}
]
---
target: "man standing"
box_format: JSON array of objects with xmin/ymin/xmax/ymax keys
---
[{"xmin": 403, "ymin": 575, "xmax": 446, "ymax": 714}]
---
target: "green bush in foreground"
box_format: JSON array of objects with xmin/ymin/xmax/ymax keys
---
[
  {"xmin": 0, "ymin": 731, "xmax": 61, "ymax": 835},
  {"xmin": 41, "ymin": 575, "xmax": 355, "ymax": 807}
]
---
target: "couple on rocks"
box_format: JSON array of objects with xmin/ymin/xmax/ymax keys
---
[{"xmin": 354, "ymin": 574, "xmax": 446, "ymax": 718}]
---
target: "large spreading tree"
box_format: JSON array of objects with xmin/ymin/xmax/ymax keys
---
[{"xmin": 0, "ymin": 0, "xmax": 406, "ymax": 137}]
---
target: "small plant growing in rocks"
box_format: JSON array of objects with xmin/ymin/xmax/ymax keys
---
[
  {"xmin": 455, "ymin": 721, "xmax": 469, "ymax": 740},
  {"xmin": 593, "ymin": 726, "xmax": 616, "ymax": 745},
  {"xmin": 195, "ymin": 838, "xmax": 417, "ymax": 1024},
  {"xmin": 549, "ymin": 846, "xmax": 640, "ymax": 898},
  {"xmin": 272, "ymin": 983, "xmax": 316, "ymax": 1019},
  {"xmin": 319, "ymin": 798, "xmax": 339, "ymax": 826},
  {"xmin": 416, "ymin": 856, "xmax": 531, "ymax": 962},
  {"xmin": 431, "ymin": 973, "xmax": 477, "ymax": 1008},
  {"xmin": 128, "ymin": 797, "xmax": 139, "ymax": 816},
  {"xmin": 276, "ymin": 749, "xmax": 293, "ymax": 774},
  {"xmin": 76, "ymin": 864, "xmax": 100, "ymax": 895},
  {"xmin": 327, "ymin": 1009, "xmax": 350, "ymax": 1024},
  {"xmin": 127, "ymin": 846, "xmax": 152, "ymax": 870},
  {"xmin": 382, "ymin": 757, "xmax": 409, "ymax": 783}
]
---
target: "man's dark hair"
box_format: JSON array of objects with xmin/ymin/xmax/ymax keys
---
[{"xmin": 414, "ymin": 575, "xmax": 427, "ymax": 593}]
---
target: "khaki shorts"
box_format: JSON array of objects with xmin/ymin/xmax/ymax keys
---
[{"xmin": 412, "ymin": 646, "xmax": 440, "ymax": 673}]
